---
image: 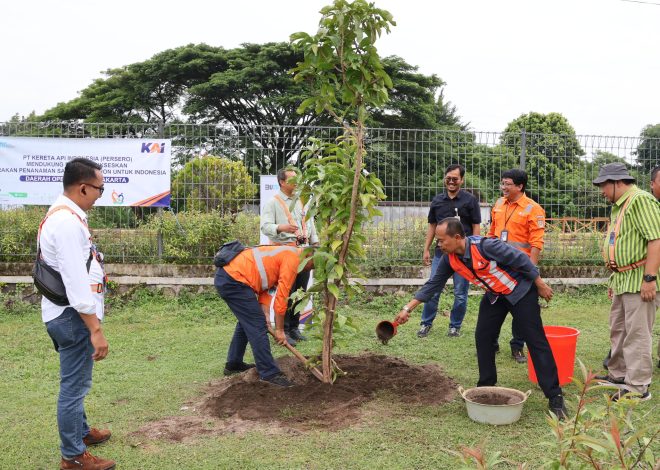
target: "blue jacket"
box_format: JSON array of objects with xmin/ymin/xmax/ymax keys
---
[{"xmin": 414, "ymin": 236, "xmax": 540, "ymax": 306}]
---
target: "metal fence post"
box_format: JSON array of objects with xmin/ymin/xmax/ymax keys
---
[
  {"xmin": 520, "ymin": 129, "xmax": 526, "ymax": 170},
  {"xmin": 156, "ymin": 121, "xmax": 165, "ymax": 261}
]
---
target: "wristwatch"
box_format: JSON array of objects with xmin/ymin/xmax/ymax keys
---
[
  {"xmin": 642, "ymin": 274, "xmax": 657, "ymax": 283},
  {"xmin": 402, "ymin": 305, "xmax": 411, "ymax": 313}
]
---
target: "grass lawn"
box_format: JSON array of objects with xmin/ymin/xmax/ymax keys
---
[{"xmin": 1, "ymin": 286, "xmax": 658, "ymax": 469}]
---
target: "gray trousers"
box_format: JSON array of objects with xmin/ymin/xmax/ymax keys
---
[{"xmin": 607, "ymin": 292, "xmax": 659, "ymax": 394}]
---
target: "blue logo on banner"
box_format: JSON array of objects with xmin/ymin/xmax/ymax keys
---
[{"xmin": 141, "ymin": 142, "xmax": 166, "ymax": 153}]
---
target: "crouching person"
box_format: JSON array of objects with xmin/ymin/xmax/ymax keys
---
[
  {"xmin": 395, "ymin": 218, "xmax": 567, "ymax": 419},
  {"xmin": 215, "ymin": 245, "xmax": 313, "ymax": 387}
]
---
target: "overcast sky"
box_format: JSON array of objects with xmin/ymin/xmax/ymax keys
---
[{"xmin": 2, "ymin": 0, "xmax": 658, "ymax": 137}]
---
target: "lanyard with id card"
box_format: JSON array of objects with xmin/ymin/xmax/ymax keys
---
[{"xmin": 500, "ymin": 204, "xmax": 516, "ymax": 243}]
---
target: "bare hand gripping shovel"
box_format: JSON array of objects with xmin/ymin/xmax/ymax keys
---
[{"xmin": 264, "ymin": 315, "xmax": 324, "ymax": 382}]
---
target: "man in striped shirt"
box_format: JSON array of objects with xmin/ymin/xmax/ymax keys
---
[
  {"xmin": 593, "ymin": 163, "xmax": 660, "ymax": 401},
  {"xmin": 651, "ymin": 165, "xmax": 660, "ymax": 369}
]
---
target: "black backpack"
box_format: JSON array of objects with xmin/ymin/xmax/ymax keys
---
[{"xmin": 213, "ymin": 240, "xmax": 247, "ymax": 267}]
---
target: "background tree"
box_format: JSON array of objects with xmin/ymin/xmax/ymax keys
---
[
  {"xmin": 42, "ymin": 45, "xmax": 214, "ymax": 124},
  {"xmin": 501, "ymin": 112, "xmax": 584, "ymax": 165},
  {"xmin": 291, "ymin": 0, "xmax": 393, "ymax": 382},
  {"xmin": 498, "ymin": 112, "xmax": 587, "ymax": 217},
  {"xmin": 37, "ymin": 42, "xmax": 461, "ymax": 174},
  {"xmin": 171, "ymin": 156, "xmax": 256, "ymax": 213},
  {"xmin": 634, "ymin": 123, "xmax": 660, "ymax": 172}
]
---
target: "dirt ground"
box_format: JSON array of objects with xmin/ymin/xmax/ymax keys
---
[{"xmin": 136, "ymin": 353, "xmax": 457, "ymax": 442}]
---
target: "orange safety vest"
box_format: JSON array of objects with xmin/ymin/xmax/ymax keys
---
[
  {"xmin": 448, "ymin": 242, "xmax": 518, "ymax": 295},
  {"xmin": 223, "ymin": 245, "xmax": 301, "ymax": 315},
  {"xmin": 602, "ymin": 191, "xmax": 647, "ymax": 273},
  {"xmin": 488, "ymin": 195, "xmax": 545, "ymax": 256}
]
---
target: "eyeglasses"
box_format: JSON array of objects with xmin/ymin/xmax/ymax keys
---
[
  {"xmin": 83, "ymin": 183, "xmax": 105, "ymax": 196},
  {"xmin": 445, "ymin": 177, "xmax": 461, "ymax": 183},
  {"xmin": 499, "ymin": 181, "xmax": 515, "ymax": 188}
]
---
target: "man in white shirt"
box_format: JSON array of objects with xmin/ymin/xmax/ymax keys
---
[
  {"xmin": 260, "ymin": 168, "xmax": 318, "ymax": 344},
  {"xmin": 40, "ymin": 158, "xmax": 115, "ymax": 470}
]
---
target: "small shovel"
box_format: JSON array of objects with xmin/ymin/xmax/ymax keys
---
[
  {"xmin": 376, "ymin": 319, "xmax": 400, "ymax": 345},
  {"xmin": 264, "ymin": 317, "xmax": 324, "ymax": 382}
]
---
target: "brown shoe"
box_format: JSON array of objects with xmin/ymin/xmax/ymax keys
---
[
  {"xmin": 60, "ymin": 451, "xmax": 115, "ymax": 470},
  {"xmin": 83, "ymin": 428, "xmax": 111, "ymax": 446}
]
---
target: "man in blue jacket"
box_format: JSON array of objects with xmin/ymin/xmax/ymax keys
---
[{"xmin": 395, "ymin": 217, "xmax": 566, "ymax": 418}]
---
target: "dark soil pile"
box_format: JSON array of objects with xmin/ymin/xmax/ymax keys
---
[{"xmin": 136, "ymin": 353, "xmax": 457, "ymax": 441}]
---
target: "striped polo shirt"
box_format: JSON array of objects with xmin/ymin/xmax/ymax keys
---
[{"xmin": 603, "ymin": 185, "xmax": 660, "ymax": 294}]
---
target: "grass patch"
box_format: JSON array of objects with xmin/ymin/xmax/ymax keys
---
[{"xmin": 1, "ymin": 287, "xmax": 658, "ymax": 469}]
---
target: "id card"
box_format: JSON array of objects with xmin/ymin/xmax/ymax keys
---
[{"xmin": 500, "ymin": 230, "xmax": 508, "ymax": 242}]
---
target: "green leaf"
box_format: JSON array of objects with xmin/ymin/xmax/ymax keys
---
[{"xmin": 327, "ymin": 283, "xmax": 341, "ymax": 299}]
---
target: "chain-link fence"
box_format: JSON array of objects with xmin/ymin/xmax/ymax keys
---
[{"xmin": 1, "ymin": 122, "xmax": 658, "ymax": 267}]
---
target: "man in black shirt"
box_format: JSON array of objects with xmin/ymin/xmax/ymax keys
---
[{"xmin": 419, "ymin": 164, "xmax": 482, "ymax": 338}]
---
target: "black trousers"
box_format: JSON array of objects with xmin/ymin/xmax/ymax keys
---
[
  {"xmin": 284, "ymin": 270, "xmax": 310, "ymax": 332},
  {"xmin": 494, "ymin": 318, "xmax": 525, "ymax": 352},
  {"xmin": 475, "ymin": 285, "xmax": 561, "ymax": 398}
]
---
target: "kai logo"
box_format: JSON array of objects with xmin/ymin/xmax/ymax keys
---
[{"xmin": 141, "ymin": 142, "xmax": 166, "ymax": 153}]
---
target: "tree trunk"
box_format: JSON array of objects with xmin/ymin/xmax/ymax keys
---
[
  {"xmin": 321, "ymin": 122, "xmax": 365, "ymax": 384},
  {"xmin": 321, "ymin": 288, "xmax": 338, "ymax": 383}
]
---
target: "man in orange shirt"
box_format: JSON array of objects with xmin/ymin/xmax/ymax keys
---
[
  {"xmin": 488, "ymin": 169, "xmax": 546, "ymax": 364},
  {"xmin": 214, "ymin": 245, "xmax": 313, "ymax": 387}
]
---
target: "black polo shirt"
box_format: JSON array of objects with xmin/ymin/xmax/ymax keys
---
[{"xmin": 427, "ymin": 190, "xmax": 481, "ymax": 236}]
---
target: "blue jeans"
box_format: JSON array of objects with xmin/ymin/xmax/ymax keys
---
[
  {"xmin": 420, "ymin": 248, "xmax": 470, "ymax": 329},
  {"xmin": 215, "ymin": 268, "xmax": 281, "ymax": 380},
  {"xmin": 46, "ymin": 307, "xmax": 94, "ymax": 458}
]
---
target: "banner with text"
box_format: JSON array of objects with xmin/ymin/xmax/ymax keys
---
[{"xmin": 0, "ymin": 137, "xmax": 171, "ymax": 207}]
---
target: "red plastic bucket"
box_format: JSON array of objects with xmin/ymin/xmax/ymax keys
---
[{"xmin": 527, "ymin": 326, "xmax": 580, "ymax": 386}]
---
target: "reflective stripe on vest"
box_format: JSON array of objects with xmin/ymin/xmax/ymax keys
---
[
  {"xmin": 448, "ymin": 242, "xmax": 518, "ymax": 295},
  {"xmin": 508, "ymin": 241, "xmax": 531, "ymax": 249},
  {"xmin": 252, "ymin": 246, "xmax": 300, "ymax": 291}
]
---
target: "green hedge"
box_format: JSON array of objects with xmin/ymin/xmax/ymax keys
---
[
  {"xmin": 0, "ymin": 207, "xmax": 42, "ymax": 262},
  {"xmin": 0, "ymin": 207, "xmax": 603, "ymax": 267}
]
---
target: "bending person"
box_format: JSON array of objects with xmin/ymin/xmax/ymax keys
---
[
  {"xmin": 395, "ymin": 218, "xmax": 566, "ymax": 419},
  {"xmin": 215, "ymin": 245, "xmax": 313, "ymax": 387}
]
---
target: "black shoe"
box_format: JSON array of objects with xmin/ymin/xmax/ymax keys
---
[
  {"xmin": 511, "ymin": 349, "xmax": 527, "ymax": 364},
  {"xmin": 594, "ymin": 374, "xmax": 625, "ymax": 384},
  {"xmin": 288, "ymin": 329, "xmax": 306, "ymax": 342},
  {"xmin": 260, "ymin": 372, "xmax": 295, "ymax": 388},
  {"xmin": 285, "ymin": 333, "xmax": 297, "ymax": 347},
  {"xmin": 548, "ymin": 394, "xmax": 568, "ymax": 420},
  {"xmin": 611, "ymin": 388, "xmax": 651, "ymax": 402},
  {"xmin": 224, "ymin": 362, "xmax": 256, "ymax": 376},
  {"xmin": 603, "ymin": 349, "xmax": 611, "ymax": 370},
  {"xmin": 447, "ymin": 327, "xmax": 461, "ymax": 337},
  {"xmin": 417, "ymin": 325, "xmax": 432, "ymax": 338}
]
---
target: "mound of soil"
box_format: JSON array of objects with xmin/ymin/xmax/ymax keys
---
[{"xmin": 136, "ymin": 353, "xmax": 456, "ymax": 441}]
